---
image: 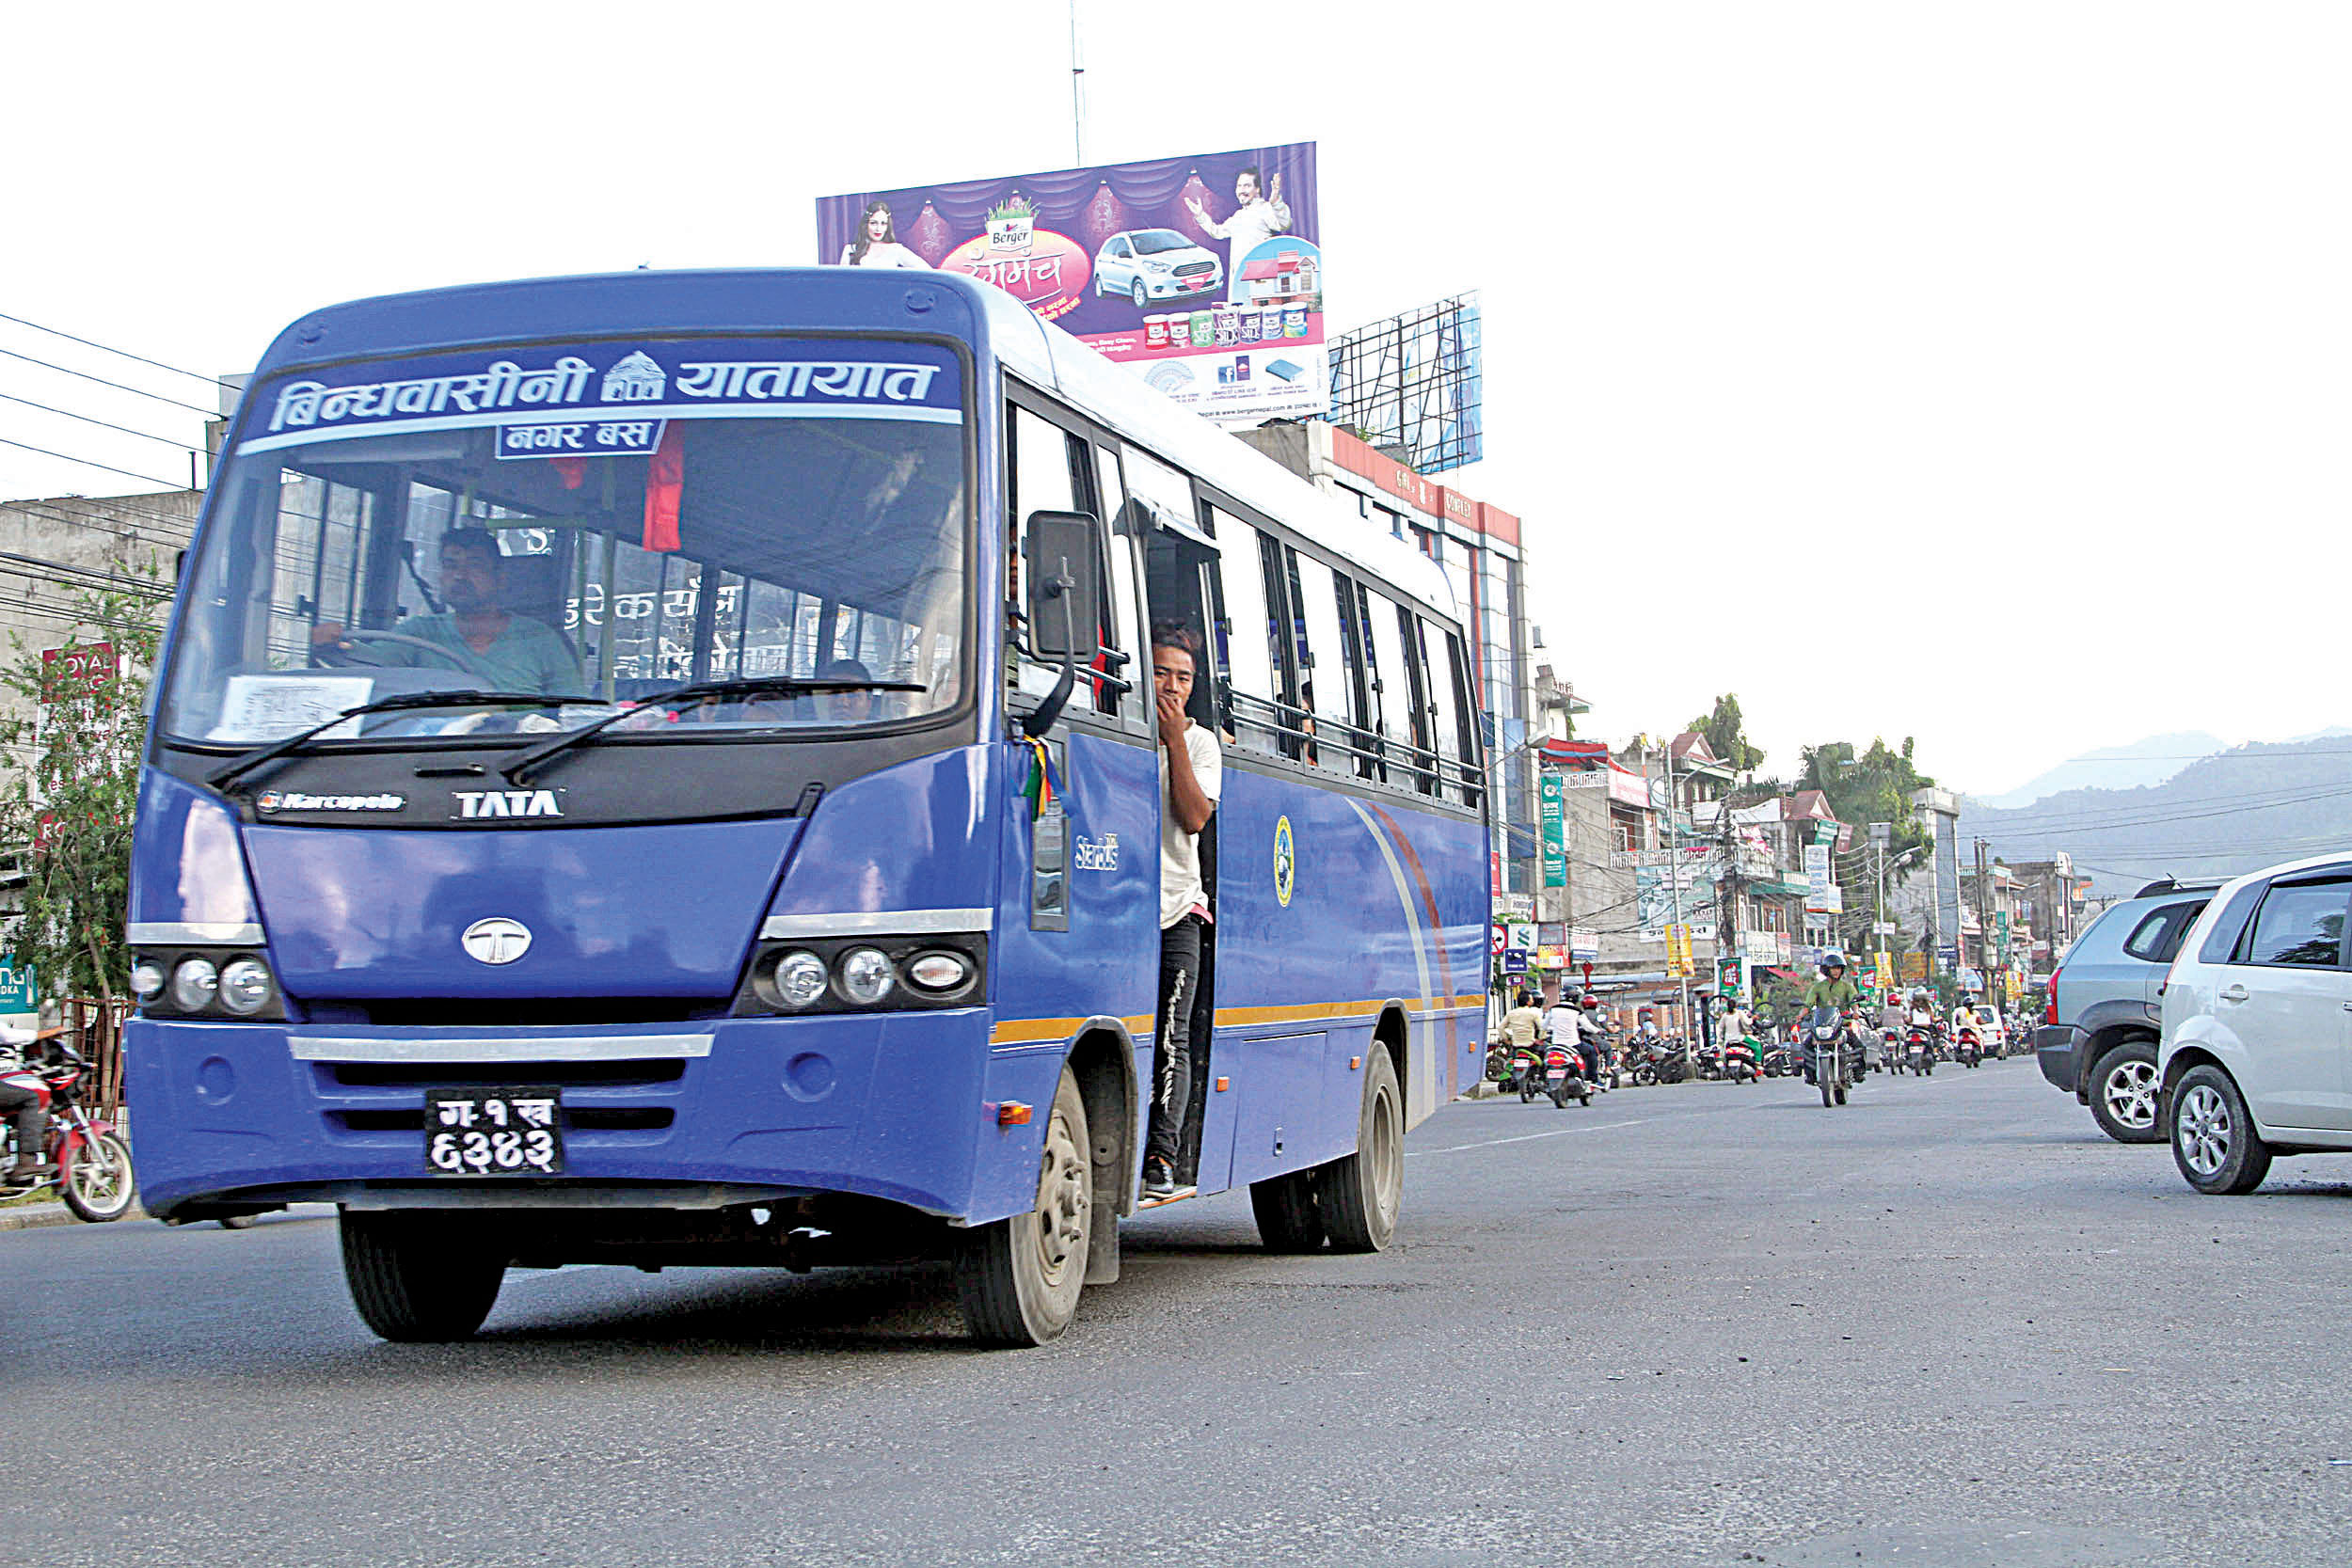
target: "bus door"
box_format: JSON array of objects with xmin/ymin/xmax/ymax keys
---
[
  {"xmin": 1129, "ymin": 477, "xmax": 1237, "ymax": 1193},
  {"xmin": 1002, "ymin": 403, "xmax": 1157, "ymax": 1085}
]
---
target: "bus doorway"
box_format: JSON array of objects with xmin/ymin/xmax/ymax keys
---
[{"xmin": 1139, "ymin": 502, "xmax": 1224, "ymax": 1196}]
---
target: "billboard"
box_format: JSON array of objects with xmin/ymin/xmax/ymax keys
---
[
  {"xmin": 1326, "ymin": 292, "xmax": 1484, "ymax": 473},
  {"xmin": 818, "ymin": 143, "xmax": 1326, "ymax": 428}
]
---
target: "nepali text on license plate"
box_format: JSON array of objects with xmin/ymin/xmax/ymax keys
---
[{"xmin": 424, "ymin": 1087, "xmax": 563, "ymax": 1176}]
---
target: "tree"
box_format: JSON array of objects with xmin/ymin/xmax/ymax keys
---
[
  {"xmin": 1689, "ymin": 692, "xmax": 1764, "ymax": 773},
  {"xmin": 0, "ymin": 584, "xmax": 164, "ymax": 1002},
  {"xmin": 1796, "ymin": 737, "xmax": 1940, "ymax": 957}
]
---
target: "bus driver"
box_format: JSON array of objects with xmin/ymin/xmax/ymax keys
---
[{"xmin": 1141, "ymin": 625, "xmax": 1221, "ymax": 1200}]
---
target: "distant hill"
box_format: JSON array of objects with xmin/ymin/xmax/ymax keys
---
[
  {"xmin": 1959, "ymin": 736, "xmax": 2352, "ymax": 898},
  {"xmin": 1970, "ymin": 732, "xmax": 2226, "ymax": 810}
]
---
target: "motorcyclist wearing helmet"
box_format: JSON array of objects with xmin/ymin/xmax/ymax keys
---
[
  {"xmin": 1801, "ymin": 952, "xmax": 1861, "ymax": 1085},
  {"xmin": 1574, "ymin": 992, "xmax": 1613, "ymax": 1088}
]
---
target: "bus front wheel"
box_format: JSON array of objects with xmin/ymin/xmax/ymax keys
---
[
  {"xmin": 339, "ymin": 1211, "xmax": 506, "ymax": 1342},
  {"xmin": 1317, "ymin": 1049, "xmax": 1403, "ymax": 1253},
  {"xmin": 957, "ymin": 1066, "xmax": 1091, "ymax": 1347}
]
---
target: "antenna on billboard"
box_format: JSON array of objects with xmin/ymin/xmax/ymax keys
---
[{"xmin": 1069, "ymin": 0, "xmax": 1087, "ymax": 165}]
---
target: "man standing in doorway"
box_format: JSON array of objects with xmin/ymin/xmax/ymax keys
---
[
  {"xmin": 1142, "ymin": 626, "xmax": 1222, "ymax": 1199},
  {"xmin": 1185, "ymin": 165, "xmax": 1292, "ymax": 305}
]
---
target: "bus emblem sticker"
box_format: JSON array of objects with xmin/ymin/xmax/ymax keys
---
[
  {"xmin": 460, "ymin": 918, "xmax": 533, "ymax": 966},
  {"xmin": 1274, "ymin": 816, "xmax": 1295, "ymax": 908}
]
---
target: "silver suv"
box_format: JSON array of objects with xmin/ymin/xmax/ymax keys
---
[{"xmin": 2035, "ymin": 879, "xmax": 2218, "ymax": 1142}]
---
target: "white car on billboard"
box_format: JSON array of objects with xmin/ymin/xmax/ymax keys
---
[{"xmin": 1092, "ymin": 230, "xmax": 1222, "ymax": 308}]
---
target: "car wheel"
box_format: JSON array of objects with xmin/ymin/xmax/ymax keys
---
[
  {"xmin": 1132, "ymin": 279, "xmax": 1148, "ymax": 309},
  {"xmin": 2170, "ymin": 1063, "xmax": 2271, "ymax": 1196},
  {"xmin": 2087, "ymin": 1040, "xmax": 2163, "ymax": 1145}
]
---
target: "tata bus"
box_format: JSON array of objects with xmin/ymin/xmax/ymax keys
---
[{"xmin": 124, "ymin": 267, "xmax": 1487, "ymax": 1346}]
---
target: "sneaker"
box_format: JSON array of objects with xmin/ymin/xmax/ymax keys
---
[{"xmin": 1140, "ymin": 1159, "xmax": 1179, "ymax": 1199}]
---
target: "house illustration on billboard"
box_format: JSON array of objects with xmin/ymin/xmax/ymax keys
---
[{"xmin": 1239, "ymin": 250, "xmax": 1320, "ymax": 307}]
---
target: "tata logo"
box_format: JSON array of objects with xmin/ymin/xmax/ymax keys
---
[
  {"xmin": 453, "ymin": 789, "xmax": 563, "ymax": 819},
  {"xmin": 460, "ymin": 917, "xmax": 532, "ymax": 966}
]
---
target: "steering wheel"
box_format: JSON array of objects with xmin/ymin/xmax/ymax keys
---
[{"xmin": 313, "ymin": 629, "xmax": 497, "ymax": 685}]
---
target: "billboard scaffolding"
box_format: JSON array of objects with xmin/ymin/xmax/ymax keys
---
[{"xmin": 1326, "ymin": 292, "xmax": 1483, "ymax": 474}]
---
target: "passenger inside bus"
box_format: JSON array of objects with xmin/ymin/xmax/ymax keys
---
[{"xmin": 1140, "ymin": 622, "xmax": 1221, "ymax": 1201}]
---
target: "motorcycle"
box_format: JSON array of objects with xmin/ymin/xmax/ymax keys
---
[
  {"xmin": 1759, "ymin": 1042, "xmax": 1795, "ymax": 1079},
  {"xmin": 2, "ymin": 1038, "xmax": 136, "ymax": 1222},
  {"xmin": 1954, "ymin": 1026, "xmax": 1981, "ymax": 1069},
  {"xmin": 1721, "ymin": 1036, "xmax": 1760, "ymax": 1084},
  {"xmin": 1650, "ymin": 1037, "xmax": 1691, "ymax": 1085},
  {"xmin": 1905, "ymin": 1026, "xmax": 1933, "ymax": 1076},
  {"xmin": 1882, "ymin": 1028, "xmax": 1906, "ymax": 1075},
  {"xmin": 1807, "ymin": 1010, "xmax": 1859, "ymax": 1107},
  {"xmin": 1544, "ymin": 1044, "xmax": 1591, "ymax": 1108},
  {"xmin": 1512, "ymin": 1047, "xmax": 1545, "ymax": 1103}
]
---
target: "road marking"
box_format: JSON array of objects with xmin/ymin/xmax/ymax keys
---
[{"xmin": 1408, "ymin": 1117, "xmax": 1651, "ymax": 1156}]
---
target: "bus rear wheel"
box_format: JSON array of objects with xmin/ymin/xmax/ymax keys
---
[
  {"xmin": 339, "ymin": 1212, "xmax": 506, "ymax": 1342},
  {"xmin": 1317, "ymin": 1049, "xmax": 1403, "ymax": 1254},
  {"xmin": 957, "ymin": 1066, "xmax": 1091, "ymax": 1346}
]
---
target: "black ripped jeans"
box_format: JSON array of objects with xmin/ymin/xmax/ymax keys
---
[{"xmin": 1143, "ymin": 914, "xmax": 1204, "ymax": 1173}]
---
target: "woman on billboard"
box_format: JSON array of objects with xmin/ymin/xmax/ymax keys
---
[{"xmin": 839, "ymin": 202, "xmax": 932, "ymax": 269}]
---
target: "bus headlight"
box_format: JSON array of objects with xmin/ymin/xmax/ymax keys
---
[
  {"xmin": 131, "ymin": 960, "xmax": 167, "ymax": 1003},
  {"xmin": 836, "ymin": 947, "xmax": 895, "ymax": 1006},
  {"xmin": 771, "ymin": 950, "xmax": 828, "ymax": 1009},
  {"xmin": 170, "ymin": 957, "xmax": 220, "ymax": 1012},
  {"xmin": 218, "ymin": 958, "xmax": 277, "ymax": 1016}
]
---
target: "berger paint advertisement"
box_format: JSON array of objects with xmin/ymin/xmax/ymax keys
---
[{"xmin": 817, "ymin": 142, "xmax": 1326, "ymax": 427}]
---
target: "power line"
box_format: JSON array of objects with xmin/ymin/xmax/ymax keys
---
[
  {"xmin": 0, "ymin": 310, "xmax": 238, "ymax": 391},
  {"xmin": 0, "ymin": 346, "xmax": 217, "ymax": 418},
  {"xmin": 1965, "ymin": 779, "xmax": 2352, "ymax": 836},
  {"xmin": 0, "ymin": 390, "xmax": 199, "ymax": 451},
  {"xmin": 0, "ymin": 436, "xmax": 187, "ymax": 493}
]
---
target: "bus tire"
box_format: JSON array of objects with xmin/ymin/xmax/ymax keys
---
[
  {"xmin": 339, "ymin": 1212, "xmax": 505, "ymax": 1342},
  {"xmin": 957, "ymin": 1066, "xmax": 1090, "ymax": 1347},
  {"xmin": 1249, "ymin": 1169, "xmax": 1327, "ymax": 1252},
  {"xmin": 1317, "ymin": 1048, "xmax": 1402, "ymax": 1254}
]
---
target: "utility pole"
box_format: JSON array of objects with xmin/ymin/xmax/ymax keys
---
[
  {"xmin": 1659, "ymin": 737, "xmax": 1692, "ymax": 1039},
  {"xmin": 1973, "ymin": 837, "xmax": 1994, "ymax": 987},
  {"xmin": 1068, "ymin": 0, "xmax": 1088, "ymax": 165}
]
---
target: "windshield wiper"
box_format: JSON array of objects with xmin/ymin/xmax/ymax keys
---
[
  {"xmin": 207, "ymin": 689, "xmax": 586, "ymax": 792},
  {"xmin": 500, "ymin": 674, "xmax": 925, "ymax": 787}
]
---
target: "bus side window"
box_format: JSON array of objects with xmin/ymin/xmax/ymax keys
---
[
  {"xmin": 1357, "ymin": 580, "xmax": 1415, "ymax": 785},
  {"xmin": 1330, "ymin": 571, "xmax": 1377, "ymax": 781},
  {"xmin": 1204, "ymin": 508, "xmax": 1282, "ymax": 754},
  {"xmin": 1008, "ymin": 403, "xmax": 1089, "ymax": 702},
  {"xmin": 1418, "ymin": 617, "xmax": 1474, "ymax": 806},
  {"xmin": 1080, "ymin": 443, "xmax": 1136, "ymax": 720},
  {"xmin": 1256, "ymin": 530, "xmax": 1306, "ymax": 762},
  {"xmin": 1400, "ymin": 609, "xmax": 1439, "ymax": 797},
  {"xmin": 1284, "ymin": 548, "xmax": 1352, "ymax": 772}
]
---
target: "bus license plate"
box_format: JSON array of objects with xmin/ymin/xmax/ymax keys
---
[{"xmin": 423, "ymin": 1087, "xmax": 564, "ymax": 1177}]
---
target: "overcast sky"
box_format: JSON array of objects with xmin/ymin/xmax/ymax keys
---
[{"xmin": 5, "ymin": 3, "xmax": 2344, "ymax": 797}]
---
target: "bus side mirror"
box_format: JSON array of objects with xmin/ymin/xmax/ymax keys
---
[
  {"xmin": 1021, "ymin": 511, "xmax": 1102, "ymax": 738},
  {"xmin": 1024, "ymin": 512, "xmax": 1101, "ymax": 662}
]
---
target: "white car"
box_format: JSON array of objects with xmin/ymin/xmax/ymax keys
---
[
  {"xmin": 2157, "ymin": 852, "xmax": 2352, "ymax": 1194},
  {"xmin": 1092, "ymin": 230, "xmax": 1222, "ymax": 308}
]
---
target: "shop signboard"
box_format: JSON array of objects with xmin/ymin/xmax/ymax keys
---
[
  {"xmin": 1569, "ymin": 927, "xmax": 1598, "ymax": 960},
  {"xmin": 1900, "ymin": 951, "xmax": 1930, "ymax": 982},
  {"xmin": 1506, "ymin": 923, "xmax": 1537, "ymax": 953},
  {"xmin": 1534, "ymin": 945, "xmax": 1565, "ymax": 970},
  {"xmin": 818, "ymin": 142, "xmax": 1326, "ymax": 427},
  {"xmin": 1538, "ymin": 770, "xmax": 1565, "ymax": 889},
  {"xmin": 0, "ymin": 956, "xmax": 34, "ymax": 1016},
  {"xmin": 1502, "ymin": 948, "xmax": 1530, "ymax": 974}
]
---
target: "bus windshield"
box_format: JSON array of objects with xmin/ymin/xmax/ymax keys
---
[{"xmin": 160, "ymin": 336, "xmax": 968, "ymax": 746}]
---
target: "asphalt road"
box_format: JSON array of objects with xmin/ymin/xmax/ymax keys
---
[{"xmin": 8, "ymin": 1056, "xmax": 2351, "ymax": 1568}]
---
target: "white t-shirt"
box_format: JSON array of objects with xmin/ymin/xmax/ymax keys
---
[
  {"xmin": 1159, "ymin": 721, "xmax": 1223, "ymax": 929},
  {"xmin": 1545, "ymin": 1006, "xmax": 1581, "ymax": 1049}
]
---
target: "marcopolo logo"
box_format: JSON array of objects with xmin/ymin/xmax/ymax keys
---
[
  {"xmin": 254, "ymin": 790, "xmax": 405, "ymax": 814},
  {"xmin": 453, "ymin": 789, "xmax": 564, "ymax": 820}
]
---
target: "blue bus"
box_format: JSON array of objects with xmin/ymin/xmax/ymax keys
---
[{"xmin": 124, "ymin": 268, "xmax": 1488, "ymax": 1345}]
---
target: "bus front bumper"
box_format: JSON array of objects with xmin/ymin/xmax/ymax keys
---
[{"xmin": 123, "ymin": 1010, "xmax": 1058, "ymax": 1226}]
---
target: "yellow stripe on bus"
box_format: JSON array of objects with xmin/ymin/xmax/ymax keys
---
[{"xmin": 988, "ymin": 997, "xmax": 1480, "ymax": 1047}]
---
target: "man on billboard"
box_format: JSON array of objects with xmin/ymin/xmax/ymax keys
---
[{"xmin": 1184, "ymin": 166, "xmax": 1291, "ymax": 304}]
